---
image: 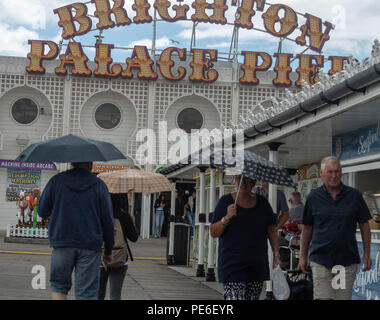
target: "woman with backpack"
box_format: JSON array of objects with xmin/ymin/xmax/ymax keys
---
[{"xmin": 98, "ymin": 193, "xmax": 138, "ymax": 300}]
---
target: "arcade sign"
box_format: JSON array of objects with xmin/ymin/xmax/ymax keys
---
[{"xmin": 25, "ymin": 0, "xmax": 349, "ymax": 87}]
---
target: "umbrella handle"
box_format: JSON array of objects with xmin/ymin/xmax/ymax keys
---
[{"xmin": 234, "ymin": 176, "xmax": 243, "ymax": 206}]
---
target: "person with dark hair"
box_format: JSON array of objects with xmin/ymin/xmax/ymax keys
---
[
  {"xmin": 175, "ymin": 191, "xmax": 186, "ymax": 222},
  {"xmin": 98, "ymin": 193, "xmax": 138, "ymax": 300},
  {"xmin": 38, "ymin": 162, "xmax": 114, "ymax": 300},
  {"xmin": 186, "ymin": 191, "xmax": 196, "ymax": 237}
]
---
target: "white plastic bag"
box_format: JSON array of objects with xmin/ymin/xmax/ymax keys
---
[{"xmin": 272, "ymin": 265, "xmax": 290, "ymax": 300}]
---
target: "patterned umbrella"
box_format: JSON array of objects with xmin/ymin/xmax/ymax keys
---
[
  {"xmin": 211, "ymin": 149, "xmax": 296, "ymax": 188},
  {"xmin": 210, "ymin": 148, "xmax": 296, "ymax": 205},
  {"xmin": 98, "ymin": 169, "xmax": 176, "ymax": 194}
]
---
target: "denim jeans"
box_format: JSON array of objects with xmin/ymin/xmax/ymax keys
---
[
  {"xmin": 154, "ymin": 209, "xmax": 164, "ymax": 236},
  {"xmin": 50, "ymin": 247, "xmax": 101, "ymax": 300},
  {"xmin": 186, "ymin": 211, "xmax": 195, "ymax": 237},
  {"xmin": 98, "ymin": 265, "xmax": 128, "ymax": 300}
]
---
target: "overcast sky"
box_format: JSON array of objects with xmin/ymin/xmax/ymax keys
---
[{"xmin": 0, "ymin": 0, "xmax": 379, "ymax": 68}]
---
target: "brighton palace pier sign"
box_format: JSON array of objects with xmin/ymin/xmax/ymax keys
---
[{"xmin": 25, "ymin": 0, "xmax": 348, "ymax": 87}]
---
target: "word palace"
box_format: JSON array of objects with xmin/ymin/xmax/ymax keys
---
[{"xmin": 25, "ymin": 0, "xmax": 349, "ymax": 87}]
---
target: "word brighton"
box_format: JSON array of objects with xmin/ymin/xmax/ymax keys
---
[
  {"xmin": 25, "ymin": 0, "xmax": 348, "ymax": 87},
  {"xmin": 54, "ymin": 0, "xmax": 333, "ymax": 53}
]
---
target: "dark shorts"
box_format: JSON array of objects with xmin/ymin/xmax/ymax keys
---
[{"xmin": 50, "ymin": 247, "xmax": 101, "ymax": 300}]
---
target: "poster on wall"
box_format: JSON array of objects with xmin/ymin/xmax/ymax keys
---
[
  {"xmin": 297, "ymin": 163, "xmax": 321, "ymax": 181},
  {"xmin": 6, "ymin": 169, "xmax": 41, "ymax": 202},
  {"xmin": 352, "ymin": 240, "xmax": 380, "ymax": 300},
  {"xmin": 0, "ymin": 159, "xmax": 57, "ymax": 171}
]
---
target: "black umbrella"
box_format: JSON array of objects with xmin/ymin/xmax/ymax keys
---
[
  {"xmin": 16, "ymin": 134, "xmax": 126, "ymax": 163},
  {"xmin": 211, "ymin": 148, "xmax": 296, "ymax": 204}
]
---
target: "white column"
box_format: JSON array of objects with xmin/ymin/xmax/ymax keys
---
[
  {"xmin": 196, "ymin": 167, "xmax": 207, "ymax": 277},
  {"xmin": 167, "ymin": 180, "xmax": 177, "ymax": 265},
  {"xmin": 196, "ymin": 189, "xmax": 200, "ymax": 221},
  {"xmin": 206, "ymin": 168, "xmax": 216, "ymax": 281},
  {"xmin": 151, "ymin": 193, "xmax": 157, "ymax": 236},
  {"xmin": 348, "ymin": 172, "xmax": 357, "ymax": 188},
  {"xmin": 266, "ymin": 142, "xmax": 282, "ymax": 298},
  {"xmin": 6, "ymin": 224, "xmax": 11, "ymax": 238},
  {"xmin": 218, "ymin": 169, "xmax": 225, "ymax": 198},
  {"xmin": 231, "ymin": 41, "xmax": 240, "ymax": 125},
  {"xmin": 60, "ymin": 71, "xmax": 73, "ymax": 172},
  {"xmin": 268, "ymin": 149, "xmax": 278, "ymax": 213},
  {"xmin": 62, "ymin": 72, "xmax": 72, "ymax": 137},
  {"xmin": 141, "ymin": 194, "xmax": 151, "ymax": 239}
]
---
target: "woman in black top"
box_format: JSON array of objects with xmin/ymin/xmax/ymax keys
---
[{"xmin": 210, "ymin": 175, "xmax": 280, "ymax": 300}]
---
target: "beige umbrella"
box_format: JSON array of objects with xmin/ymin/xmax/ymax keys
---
[{"xmin": 98, "ymin": 169, "xmax": 176, "ymax": 194}]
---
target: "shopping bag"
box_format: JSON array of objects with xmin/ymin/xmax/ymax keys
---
[{"xmin": 272, "ymin": 265, "xmax": 291, "ymax": 300}]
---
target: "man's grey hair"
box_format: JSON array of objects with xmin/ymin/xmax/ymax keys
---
[{"xmin": 320, "ymin": 156, "xmax": 341, "ymax": 171}]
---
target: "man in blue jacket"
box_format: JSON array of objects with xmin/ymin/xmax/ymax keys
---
[{"xmin": 39, "ymin": 162, "xmax": 114, "ymax": 300}]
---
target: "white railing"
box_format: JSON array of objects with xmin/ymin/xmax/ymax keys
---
[
  {"xmin": 356, "ymin": 229, "xmax": 380, "ymax": 241},
  {"xmin": 371, "ymin": 230, "xmax": 380, "ymax": 241},
  {"xmin": 6, "ymin": 224, "xmax": 48, "ymax": 238}
]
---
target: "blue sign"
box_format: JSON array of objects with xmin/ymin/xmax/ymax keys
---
[
  {"xmin": 352, "ymin": 241, "xmax": 380, "ymax": 300},
  {"xmin": 332, "ymin": 122, "xmax": 380, "ymax": 161}
]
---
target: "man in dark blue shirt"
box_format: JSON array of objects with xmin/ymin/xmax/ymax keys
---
[{"xmin": 299, "ymin": 156, "xmax": 372, "ymax": 300}]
